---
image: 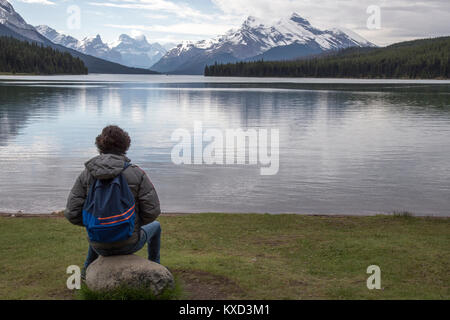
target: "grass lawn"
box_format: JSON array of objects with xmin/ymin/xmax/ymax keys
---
[{"xmin": 0, "ymin": 213, "xmax": 448, "ymax": 300}]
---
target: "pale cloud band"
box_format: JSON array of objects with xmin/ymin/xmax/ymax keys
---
[
  {"xmin": 88, "ymin": 0, "xmax": 211, "ymax": 20},
  {"xmin": 12, "ymin": 0, "xmax": 450, "ymax": 46},
  {"xmin": 15, "ymin": 0, "xmax": 55, "ymax": 4},
  {"xmin": 104, "ymin": 23, "xmax": 234, "ymax": 37},
  {"xmin": 211, "ymin": 0, "xmax": 450, "ymax": 45}
]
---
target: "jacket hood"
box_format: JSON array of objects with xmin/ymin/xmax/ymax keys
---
[{"xmin": 85, "ymin": 154, "xmax": 130, "ymax": 180}]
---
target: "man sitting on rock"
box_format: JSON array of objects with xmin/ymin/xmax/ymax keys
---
[{"xmin": 65, "ymin": 125, "xmax": 161, "ymax": 280}]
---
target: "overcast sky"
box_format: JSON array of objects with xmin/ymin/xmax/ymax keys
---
[{"xmin": 10, "ymin": 0, "xmax": 450, "ymax": 46}]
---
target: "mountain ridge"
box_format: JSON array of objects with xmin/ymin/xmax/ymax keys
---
[
  {"xmin": 36, "ymin": 25, "xmax": 169, "ymax": 69},
  {"xmin": 152, "ymin": 13, "xmax": 375, "ymax": 74},
  {"xmin": 1, "ymin": 1, "xmax": 376, "ymax": 75},
  {"xmin": 0, "ymin": 0, "xmax": 156, "ymax": 74}
]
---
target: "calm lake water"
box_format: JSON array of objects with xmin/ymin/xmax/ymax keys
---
[{"xmin": 0, "ymin": 75, "xmax": 449, "ymax": 216}]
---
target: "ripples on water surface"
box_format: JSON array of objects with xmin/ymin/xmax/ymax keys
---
[{"xmin": 0, "ymin": 75, "xmax": 449, "ymax": 216}]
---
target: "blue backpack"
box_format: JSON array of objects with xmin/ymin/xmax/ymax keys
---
[{"xmin": 82, "ymin": 162, "xmax": 136, "ymax": 243}]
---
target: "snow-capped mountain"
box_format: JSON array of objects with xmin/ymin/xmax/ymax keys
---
[
  {"xmin": 36, "ymin": 25, "xmax": 121, "ymax": 63},
  {"xmin": 0, "ymin": 0, "xmax": 156, "ymax": 74},
  {"xmin": 109, "ymin": 34, "xmax": 167, "ymax": 68},
  {"xmin": 1, "ymin": 0, "xmax": 28, "ymax": 30},
  {"xmin": 35, "ymin": 25, "xmax": 80, "ymax": 50},
  {"xmin": 35, "ymin": 25, "xmax": 168, "ymax": 68},
  {"xmin": 78, "ymin": 34, "xmax": 122, "ymax": 64},
  {"xmin": 2, "ymin": 0, "xmax": 374, "ymax": 75},
  {"xmin": 0, "ymin": 0, "xmax": 46, "ymax": 43},
  {"xmin": 152, "ymin": 13, "xmax": 375, "ymax": 74},
  {"xmin": 36, "ymin": 25, "xmax": 123, "ymax": 64}
]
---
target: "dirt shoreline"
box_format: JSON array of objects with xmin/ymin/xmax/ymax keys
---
[
  {"xmin": 1, "ymin": 211, "xmax": 447, "ymax": 219},
  {"xmin": 0, "ymin": 212, "xmax": 190, "ymax": 218}
]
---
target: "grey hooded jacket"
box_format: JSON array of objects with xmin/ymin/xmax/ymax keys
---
[{"xmin": 64, "ymin": 154, "xmax": 161, "ymax": 251}]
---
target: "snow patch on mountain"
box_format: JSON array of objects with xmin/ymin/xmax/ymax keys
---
[
  {"xmin": 0, "ymin": 0, "xmax": 45, "ymax": 42},
  {"xmin": 109, "ymin": 34, "xmax": 167, "ymax": 68},
  {"xmin": 162, "ymin": 13, "xmax": 374, "ymax": 60},
  {"xmin": 36, "ymin": 25, "xmax": 80, "ymax": 49},
  {"xmin": 35, "ymin": 25, "xmax": 167, "ymax": 68},
  {"xmin": 0, "ymin": 0, "xmax": 32, "ymax": 30}
]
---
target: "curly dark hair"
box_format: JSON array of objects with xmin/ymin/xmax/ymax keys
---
[{"xmin": 95, "ymin": 125, "xmax": 131, "ymax": 155}]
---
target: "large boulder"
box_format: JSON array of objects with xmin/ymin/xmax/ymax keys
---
[{"xmin": 86, "ymin": 254, "xmax": 174, "ymax": 296}]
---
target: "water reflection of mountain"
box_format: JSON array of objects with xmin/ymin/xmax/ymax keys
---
[
  {"xmin": 2, "ymin": 81, "xmax": 449, "ymax": 149},
  {"xmin": 1, "ymin": 85, "xmax": 54, "ymax": 146},
  {"xmin": 0, "ymin": 84, "xmax": 93, "ymax": 146},
  {"xmin": 1, "ymin": 79, "xmax": 450, "ymax": 215},
  {"xmin": 111, "ymin": 82, "xmax": 323, "ymax": 134}
]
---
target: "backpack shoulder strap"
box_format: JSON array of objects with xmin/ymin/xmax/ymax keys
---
[{"xmin": 123, "ymin": 161, "xmax": 132, "ymax": 171}]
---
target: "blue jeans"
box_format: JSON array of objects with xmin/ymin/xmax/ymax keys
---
[{"xmin": 83, "ymin": 221, "xmax": 161, "ymax": 269}]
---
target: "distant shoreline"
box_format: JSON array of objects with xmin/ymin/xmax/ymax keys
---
[
  {"xmin": 204, "ymin": 74, "xmax": 449, "ymax": 80},
  {"xmin": 1, "ymin": 74, "xmax": 449, "ymax": 84},
  {"xmin": 0, "ymin": 73, "xmax": 88, "ymax": 76},
  {"xmin": 204, "ymin": 37, "xmax": 450, "ymax": 79},
  {"xmin": 1, "ymin": 73, "xmax": 449, "ymax": 80}
]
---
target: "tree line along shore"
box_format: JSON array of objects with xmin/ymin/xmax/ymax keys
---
[
  {"xmin": 1, "ymin": 35, "xmax": 449, "ymax": 78},
  {"xmin": 0, "ymin": 36, "xmax": 88, "ymax": 75}
]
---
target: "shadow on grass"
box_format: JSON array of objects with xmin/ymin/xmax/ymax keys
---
[{"xmin": 76, "ymin": 277, "xmax": 184, "ymax": 300}]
